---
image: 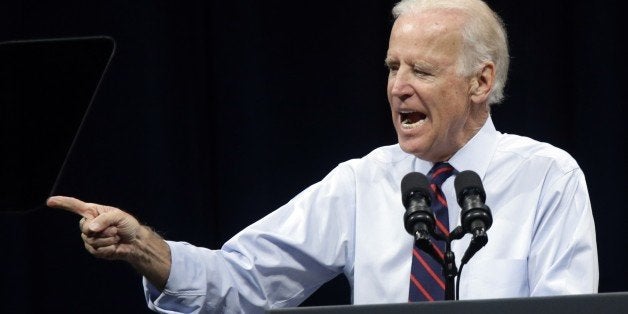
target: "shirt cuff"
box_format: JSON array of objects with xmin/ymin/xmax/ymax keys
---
[{"xmin": 143, "ymin": 241, "xmax": 208, "ymax": 312}]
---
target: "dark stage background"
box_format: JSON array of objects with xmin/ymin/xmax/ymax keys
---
[{"xmin": 1, "ymin": 1, "xmax": 626, "ymax": 313}]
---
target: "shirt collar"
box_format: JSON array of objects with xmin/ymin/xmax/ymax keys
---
[
  {"xmin": 408, "ymin": 116, "xmax": 500, "ymax": 180},
  {"xmin": 447, "ymin": 115, "xmax": 499, "ymax": 180}
]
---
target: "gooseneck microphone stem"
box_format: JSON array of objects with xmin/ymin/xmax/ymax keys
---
[
  {"xmin": 443, "ymin": 237, "xmax": 457, "ymax": 300},
  {"xmin": 414, "ymin": 226, "xmax": 464, "ymax": 300},
  {"xmin": 412, "ymin": 224, "xmax": 484, "ymax": 300}
]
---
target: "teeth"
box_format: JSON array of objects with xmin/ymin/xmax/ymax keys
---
[{"xmin": 401, "ymin": 117, "xmax": 427, "ymax": 129}]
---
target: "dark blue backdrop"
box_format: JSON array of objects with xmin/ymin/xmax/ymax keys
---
[{"xmin": 1, "ymin": 1, "xmax": 626, "ymax": 313}]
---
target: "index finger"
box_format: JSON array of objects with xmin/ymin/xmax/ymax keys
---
[{"xmin": 47, "ymin": 196, "xmax": 98, "ymax": 219}]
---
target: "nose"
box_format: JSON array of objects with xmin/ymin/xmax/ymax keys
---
[{"xmin": 389, "ymin": 69, "xmax": 413, "ymax": 98}]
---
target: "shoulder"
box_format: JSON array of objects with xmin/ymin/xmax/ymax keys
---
[
  {"xmin": 338, "ymin": 144, "xmax": 414, "ymax": 174},
  {"xmin": 494, "ymin": 133, "xmax": 580, "ymax": 175},
  {"xmin": 348, "ymin": 144, "xmax": 411, "ymax": 165},
  {"xmin": 329, "ymin": 144, "xmax": 416, "ymax": 189}
]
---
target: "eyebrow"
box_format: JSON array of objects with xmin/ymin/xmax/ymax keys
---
[
  {"xmin": 413, "ymin": 60, "xmax": 437, "ymax": 71},
  {"xmin": 384, "ymin": 57, "xmax": 437, "ymax": 70},
  {"xmin": 384, "ymin": 57, "xmax": 399, "ymax": 66}
]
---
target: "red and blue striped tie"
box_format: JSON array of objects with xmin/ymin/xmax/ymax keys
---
[{"xmin": 409, "ymin": 162, "xmax": 457, "ymax": 301}]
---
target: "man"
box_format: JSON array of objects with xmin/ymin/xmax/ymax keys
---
[{"xmin": 48, "ymin": 0, "xmax": 598, "ymax": 312}]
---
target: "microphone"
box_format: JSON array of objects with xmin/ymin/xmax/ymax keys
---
[
  {"xmin": 401, "ymin": 172, "xmax": 435, "ymax": 241},
  {"xmin": 454, "ymin": 170, "xmax": 493, "ymax": 237},
  {"xmin": 401, "ymin": 172, "xmax": 444, "ymax": 265},
  {"xmin": 454, "ymin": 170, "xmax": 493, "ymax": 265}
]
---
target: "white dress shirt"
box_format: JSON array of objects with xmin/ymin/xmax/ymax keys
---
[{"xmin": 144, "ymin": 116, "xmax": 598, "ymax": 313}]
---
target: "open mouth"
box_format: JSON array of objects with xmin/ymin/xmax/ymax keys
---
[{"xmin": 400, "ymin": 111, "xmax": 427, "ymax": 129}]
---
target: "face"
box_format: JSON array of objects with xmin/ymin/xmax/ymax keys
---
[{"xmin": 386, "ymin": 10, "xmax": 488, "ymax": 162}]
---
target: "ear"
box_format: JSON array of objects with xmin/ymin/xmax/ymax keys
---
[{"xmin": 469, "ymin": 62, "xmax": 495, "ymax": 104}]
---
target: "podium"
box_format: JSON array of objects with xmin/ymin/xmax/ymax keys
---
[{"xmin": 268, "ymin": 292, "xmax": 628, "ymax": 314}]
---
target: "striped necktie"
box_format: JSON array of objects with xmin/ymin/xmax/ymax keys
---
[{"xmin": 408, "ymin": 162, "xmax": 457, "ymax": 301}]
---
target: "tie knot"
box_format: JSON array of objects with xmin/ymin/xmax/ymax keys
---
[{"xmin": 427, "ymin": 162, "xmax": 457, "ymax": 187}]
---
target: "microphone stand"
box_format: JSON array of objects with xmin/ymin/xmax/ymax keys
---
[{"xmin": 412, "ymin": 226, "xmax": 470, "ymax": 300}]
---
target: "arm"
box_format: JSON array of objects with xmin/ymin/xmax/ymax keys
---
[
  {"xmin": 48, "ymin": 162, "xmax": 356, "ymax": 313},
  {"xmin": 47, "ymin": 196, "xmax": 171, "ymax": 290},
  {"xmin": 528, "ymin": 168, "xmax": 599, "ymax": 295}
]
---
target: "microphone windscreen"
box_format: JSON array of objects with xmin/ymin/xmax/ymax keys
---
[
  {"xmin": 401, "ymin": 172, "xmax": 430, "ymax": 208},
  {"xmin": 454, "ymin": 170, "xmax": 486, "ymax": 204}
]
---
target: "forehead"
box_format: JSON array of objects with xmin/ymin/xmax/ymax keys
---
[{"xmin": 387, "ymin": 10, "xmax": 466, "ymax": 65}]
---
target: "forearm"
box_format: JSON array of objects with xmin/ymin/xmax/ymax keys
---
[{"xmin": 129, "ymin": 226, "xmax": 172, "ymax": 291}]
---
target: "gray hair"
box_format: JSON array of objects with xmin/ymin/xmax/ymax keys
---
[{"xmin": 392, "ymin": 0, "xmax": 509, "ymax": 105}]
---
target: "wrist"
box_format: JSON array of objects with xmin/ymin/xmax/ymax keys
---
[{"xmin": 128, "ymin": 225, "xmax": 172, "ymax": 290}]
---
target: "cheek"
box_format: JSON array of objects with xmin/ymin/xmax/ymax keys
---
[{"xmin": 436, "ymin": 84, "xmax": 468, "ymax": 112}]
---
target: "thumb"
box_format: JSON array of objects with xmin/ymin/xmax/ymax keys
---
[{"xmin": 88, "ymin": 209, "xmax": 138, "ymax": 236}]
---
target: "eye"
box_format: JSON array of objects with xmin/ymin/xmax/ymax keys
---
[
  {"xmin": 413, "ymin": 67, "xmax": 431, "ymax": 77},
  {"xmin": 385, "ymin": 60, "xmax": 399, "ymax": 74},
  {"xmin": 386, "ymin": 63, "xmax": 399, "ymax": 75}
]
